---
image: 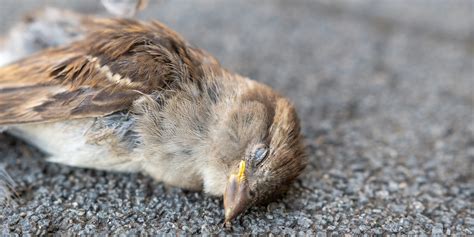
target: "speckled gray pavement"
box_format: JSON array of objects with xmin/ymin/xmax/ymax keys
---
[{"xmin": 0, "ymin": 0, "xmax": 473, "ymax": 235}]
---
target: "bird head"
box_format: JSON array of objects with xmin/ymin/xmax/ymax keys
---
[
  {"xmin": 215, "ymin": 85, "xmax": 307, "ymax": 225},
  {"xmin": 132, "ymin": 67, "xmax": 306, "ymax": 225}
]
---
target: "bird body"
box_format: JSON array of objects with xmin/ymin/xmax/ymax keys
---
[{"xmin": 0, "ymin": 17, "xmax": 306, "ymax": 224}]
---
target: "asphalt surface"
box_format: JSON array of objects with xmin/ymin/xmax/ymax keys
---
[{"xmin": 0, "ymin": 0, "xmax": 473, "ymax": 235}]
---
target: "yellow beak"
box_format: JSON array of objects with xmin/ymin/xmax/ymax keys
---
[{"xmin": 223, "ymin": 160, "xmax": 252, "ymax": 224}]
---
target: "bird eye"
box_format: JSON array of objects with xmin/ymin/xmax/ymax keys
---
[{"xmin": 253, "ymin": 145, "xmax": 268, "ymax": 165}]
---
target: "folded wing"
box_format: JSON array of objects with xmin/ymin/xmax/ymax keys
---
[{"xmin": 0, "ymin": 18, "xmax": 219, "ymax": 125}]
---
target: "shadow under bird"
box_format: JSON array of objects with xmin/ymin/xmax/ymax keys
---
[{"xmin": 0, "ymin": 16, "xmax": 307, "ymax": 225}]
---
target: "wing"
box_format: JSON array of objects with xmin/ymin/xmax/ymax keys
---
[{"xmin": 0, "ymin": 18, "xmax": 220, "ymax": 125}]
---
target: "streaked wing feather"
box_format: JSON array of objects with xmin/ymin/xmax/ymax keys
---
[{"xmin": 0, "ymin": 18, "xmax": 220, "ymax": 125}]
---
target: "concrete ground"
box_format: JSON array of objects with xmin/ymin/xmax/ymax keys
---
[{"xmin": 0, "ymin": 0, "xmax": 473, "ymax": 235}]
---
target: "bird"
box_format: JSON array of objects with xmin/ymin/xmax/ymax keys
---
[{"xmin": 0, "ymin": 17, "xmax": 307, "ymax": 225}]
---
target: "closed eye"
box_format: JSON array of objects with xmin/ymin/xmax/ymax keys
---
[{"xmin": 253, "ymin": 145, "xmax": 268, "ymax": 165}]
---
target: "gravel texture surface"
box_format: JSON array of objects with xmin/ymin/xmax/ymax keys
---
[{"xmin": 0, "ymin": 0, "xmax": 473, "ymax": 235}]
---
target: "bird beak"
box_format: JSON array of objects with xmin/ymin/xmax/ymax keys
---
[{"xmin": 223, "ymin": 160, "xmax": 252, "ymax": 225}]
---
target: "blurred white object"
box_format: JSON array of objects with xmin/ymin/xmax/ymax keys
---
[
  {"xmin": 101, "ymin": 0, "xmax": 148, "ymax": 17},
  {"xmin": 0, "ymin": 8, "xmax": 85, "ymax": 66},
  {"xmin": 0, "ymin": 1, "xmax": 150, "ymax": 66},
  {"xmin": 0, "ymin": 48, "xmax": 13, "ymax": 67}
]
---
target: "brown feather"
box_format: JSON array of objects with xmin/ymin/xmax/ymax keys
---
[{"xmin": 0, "ymin": 18, "xmax": 220, "ymax": 125}]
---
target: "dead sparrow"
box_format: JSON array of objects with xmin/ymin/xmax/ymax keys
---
[{"xmin": 0, "ymin": 17, "xmax": 306, "ymax": 225}]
